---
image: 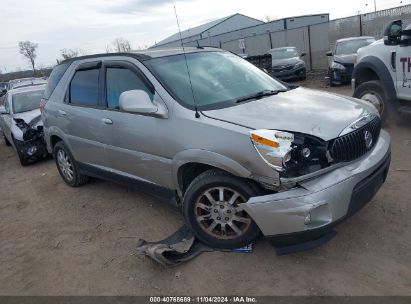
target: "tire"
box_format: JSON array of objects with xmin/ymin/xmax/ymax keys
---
[
  {"xmin": 11, "ymin": 137, "xmax": 29, "ymax": 166},
  {"xmin": 16, "ymin": 149, "xmax": 29, "ymax": 166},
  {"xmin": 353, "ymin": 80, "xmax": 388, "ymax": 122},
  {"xmin": 53, "ymin": 141, "xmax": 89, "ymax": 187},
  {"xmin": 183, "ymin": 169, "xmax": 261, "ymax": 249},
  {"xmin": 4, "ymin": 136, "xmax": 11, "ymax": 147}
]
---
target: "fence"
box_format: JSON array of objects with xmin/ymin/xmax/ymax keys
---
[{"xmin": 185, "ymin": 5, "xmax": 411, "ymax": 70}]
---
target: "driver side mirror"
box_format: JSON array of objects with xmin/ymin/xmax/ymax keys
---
[
  {"xmin": 0, "ymin": 89, "xmax": 6, "ymax": 97},
  {"xmin": 119, "ymin": 90, "xmax": 157, "ymax": 114},
  {"xmin": 384, "ymin": 20, "xmax": 402, "ymax": 46},
  {"xmin": 300, "ymin": 53, "xmax": 306, "ymax": 57},
  {"xmin": 0, "ymin": 106, "xmax": 8, "ymax": 115},
  {"xmin": 326, "ymin": 51, "xmax": 333, "ymax": 57}
]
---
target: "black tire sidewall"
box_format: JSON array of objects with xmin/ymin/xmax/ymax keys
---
[
  {"xmin": 183, "ymin": 170, "xmax": 260, "ymax": 249},
  {"xmin": 53, "ymin": 142, "xmax": 81, "ymax": 187}
]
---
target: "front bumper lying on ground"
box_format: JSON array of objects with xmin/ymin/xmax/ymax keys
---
[{"xmin": 243, "ymin": 130, "xmax": 391, "ymax": 245}]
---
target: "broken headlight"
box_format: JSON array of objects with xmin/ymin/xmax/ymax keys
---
[
  {"xmin": 14, "ymin": 118, "xmax": 39, "ymax": 141},
  {"xmin": 250, "ymin": 130, "xmax": 330, "ymax": 178}
]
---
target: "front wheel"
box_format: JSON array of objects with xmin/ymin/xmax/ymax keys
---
[
  {"xmin": 353, "ymin": 80, "xmax": 387, "ymax": 121},
  {"xmin": 4, "ymin": 136, "xmax": 11, "ymax": 147},
  {"xmin": 183, "ymin": 169, "xmax": 261, "ymax": 249}
]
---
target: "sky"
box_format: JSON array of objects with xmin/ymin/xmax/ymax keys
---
[{"xmin": 0, "ymin": 0, "xmax": 409, "ymax": 72}]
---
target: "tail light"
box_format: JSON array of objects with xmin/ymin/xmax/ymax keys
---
[{"xmin": 39, "ymin": 98, "xmax": 47, "ymax": 113}]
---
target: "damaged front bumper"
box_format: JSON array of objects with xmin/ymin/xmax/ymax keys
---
[
  {"xmin": 243, "ymin": 130, "xmax": 391, "ymax": 245},
  {"xmin": 13, "ymin": 136, "xmax": 48, "ymax": 162}
]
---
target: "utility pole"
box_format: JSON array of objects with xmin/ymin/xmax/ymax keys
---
[{"xmin": 374, "ymin": 0, "xmax": 377, "ymax": 12}]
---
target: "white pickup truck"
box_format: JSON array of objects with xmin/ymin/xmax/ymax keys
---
[{"xmin": 352, "ymin": 20, "xmax": 411, "ymax": 121}]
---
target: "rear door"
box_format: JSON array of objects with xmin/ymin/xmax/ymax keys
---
[{"xmin": 56, "ymin": 61, "xmax": 109, "ymax": 168}]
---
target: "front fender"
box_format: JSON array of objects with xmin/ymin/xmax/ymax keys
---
[{"xmin": 172, "ymin": 149, "xmax": 252, "ymax": 192}]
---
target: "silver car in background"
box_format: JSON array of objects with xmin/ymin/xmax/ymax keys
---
[
  {"xmin": 42, "ymin": 48, "xmax": 390, "ymax": 249},
  {"xmin": 0, "ymin": 85, "xmax": 48, "ymax": 166}
]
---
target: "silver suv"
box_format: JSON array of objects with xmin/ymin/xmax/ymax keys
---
[{"xmin": 42, "ymin": 48, "xmax": 391, "ymax": 249}]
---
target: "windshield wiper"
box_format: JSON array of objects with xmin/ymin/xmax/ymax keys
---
[{"xmin": 235, "ymin": 89, "xmax": 288, "ymax": 103}]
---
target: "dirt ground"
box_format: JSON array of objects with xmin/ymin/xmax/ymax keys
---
[{"xmin": 0, "ymin": 77, "xmax": 410, "ymax": 296}]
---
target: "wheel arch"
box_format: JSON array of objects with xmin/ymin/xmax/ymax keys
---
[
  {"xmin": 353, "ymin": 56, "xmax": 397, "ymax": 102},
  {"xmin": 173, "ymin": 149, "xmax": 252, "ymax": 196}
]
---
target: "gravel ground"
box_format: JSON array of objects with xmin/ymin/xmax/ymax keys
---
[{"xmin": 0, "ymin": 79, "xmax": 410, "ymax": 296}]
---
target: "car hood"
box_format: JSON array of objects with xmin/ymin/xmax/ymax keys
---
[
  {"xmin": 202, "ymin": 87, "xmax": 378, "ymax": 141},
  {"xmin": 13, "ymin": 109, "xmax": 42, "ymax": 127},
  {"xmin": 272, "ymin": 57, "xmax": 300, "ymax": 67},
  {"xmin": 333, "ymin": 54, "xmax": 357, "ymax": 65}
]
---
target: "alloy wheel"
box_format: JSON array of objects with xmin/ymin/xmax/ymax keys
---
[
  {"xmin": 194, "ymin": 187, "xmax": 252, "ymax": 240},
  {"xmin": 57, "ymin": 149, "xmax": 74, "ymax": 181}
]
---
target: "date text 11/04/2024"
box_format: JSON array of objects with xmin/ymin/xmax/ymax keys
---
[{"xmin": 149, "ymin": 296, "xmax": 257, "ymax": 303}]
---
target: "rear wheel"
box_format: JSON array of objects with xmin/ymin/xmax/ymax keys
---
[
  {"xmin": 353, "ymin": 80, "xmax": 387, "ymax": 121},
  {"xmin": 53, "ymin": 142, "xmax": 89, "ymax": 187},
  {"xmin": 183, "ymin": 169, "xmax": 261, "ymax": 249}
]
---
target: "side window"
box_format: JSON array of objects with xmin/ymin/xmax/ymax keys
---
[
  {"xmin": 70, "ymin": 68, "xmax": 100, "ymax": 106},
  {"xmin": 106, "ymin": 67, "xmax": 153, "ymax": 110}
]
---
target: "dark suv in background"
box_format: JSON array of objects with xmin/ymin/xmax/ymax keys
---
[{"xmin": 326, "ymin": 36, "xmax": 375, "ymax": 86}]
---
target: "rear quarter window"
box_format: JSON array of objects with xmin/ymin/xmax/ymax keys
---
[{"xmin": 43, "ymin": 62, "xmax": 71, "ymax": 100}]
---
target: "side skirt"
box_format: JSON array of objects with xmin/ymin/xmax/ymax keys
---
[{"xmin": 78, "ymin": 162, "xmax": 179, "ymax": 208}]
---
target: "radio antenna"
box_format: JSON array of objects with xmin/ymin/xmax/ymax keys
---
[{"xmin": 174, "ymin": 5, "xmax": 200, "ymax": 118}]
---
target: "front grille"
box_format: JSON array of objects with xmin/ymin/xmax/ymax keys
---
[{"xmin": 330, "ymin": 116, "xmax": 381, "ymax": 162}]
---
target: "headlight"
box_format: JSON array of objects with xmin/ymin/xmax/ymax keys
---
[
  {"xmin": 250, "ymin": 130, "xmax": 331, "ymax": 178},
  {"xmin": 250, "ymin": 129, "xmax": 294, "ymax": 171},
  {"xmin": 330, "ymin": 61, "xmax": 345, "ymax": 70}
]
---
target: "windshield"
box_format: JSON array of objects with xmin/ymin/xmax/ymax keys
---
[
  {"xmin": 12, "ymin": 89, "xmax": 44, "ymax": 113},
  {"xmin": 335, "ymin": 39, "xmax": 375, "ymax": 55},
  {"xmin": 268, "ymin": 48, "xmax": 299, "ymax": 60},
  {"xmin": 144, "ymin": 52, "xmax": 287, "ymax": 110}
]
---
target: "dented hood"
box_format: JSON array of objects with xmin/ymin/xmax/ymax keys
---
[
  {"xmin": 203, "ymin": 87, "xmax": 377, "ymax": 141},
  {"xmin": 13, "ymin": 109, "xmax": 42, "ymax": 127}
]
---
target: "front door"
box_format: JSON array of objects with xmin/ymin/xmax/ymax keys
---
[
  {"xmin": 97, "ymin": 60, "xmax": 173, "ymax": 188},
  {"xmin": 396, "ymin": 45, "xmax": 411, "ymax": 100}
]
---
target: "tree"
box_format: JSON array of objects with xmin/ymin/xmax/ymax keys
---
[
  {"xmin": 18, "ymin": 41, "xmax": 38, "ymax": 74},
  {"xmin": 57, "ymin": 48, "xmax": 86, "ymax": 63},
  {"xmin": 113, "ymin": 38, "xmax": 132, "ymax": 52},
  {"xmin": 263, "ymin": 15, "xmax": 278, "ymax": 22}
]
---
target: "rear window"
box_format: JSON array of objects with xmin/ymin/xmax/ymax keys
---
[{"xmin": 43, "ymin": 62, "xmax": 71, "ymax": 99}]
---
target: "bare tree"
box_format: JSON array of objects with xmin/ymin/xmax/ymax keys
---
[
  {"xmin": 134, "ymin": 44, "xmax": 149, "ymax": 51},
  {"xmin": 18, "ymin": 41, "xmax": 38, "ymax": 73},
  {"xmin": 113, "ymin": 38, "xmax": 132, "ymax": 52},
  {"xmin": 105, "ymin": 44, "xmax": 114, "ymax": 53},
  {"xmin": 61, "ymin": 48, "xmax": 85, "ymax": 60},
  {"xmin": 263, "ymin": 15, "xmax": 278, "ymax": 22}
]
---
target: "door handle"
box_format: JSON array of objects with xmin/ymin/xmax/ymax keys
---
[
  {"xmin": 58, "ymin": 110, "xmax": 67, "ymax": 116},
  {"xmin": 102, "ymin": 118, "xmax": 113, "ymax": 125}
]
